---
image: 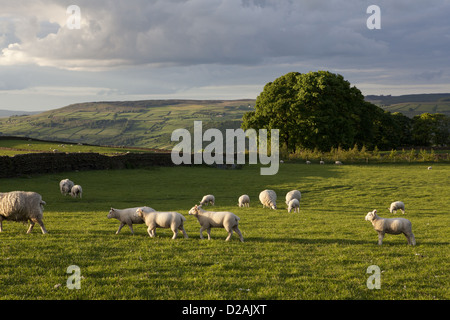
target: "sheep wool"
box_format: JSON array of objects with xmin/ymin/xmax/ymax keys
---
[
  {"xmin": 107, "ymin": 206, "xmax": 155, "ymax": 234},
  {"xmin": 238, "ymin": 194, "xmax": 250, "ymax": 207},
  {"xmin": 389, "ymin": 201, "xmax": 405, "ymax": 214},
  {"xmin": 200, "ymin": 194, "xmax": 215, "ymax": 206},
  {"xmin": 188, "ymin": 205, "xmax": 244, "ymax": 242},
  {"xmin": 71, "ymin": 185, "xmax": 83, "ymax": 199},
  {"xmin": 136, "ymin": 208, "xmax": 188, "ymax": 239},
  {"xmin": 287, "ymin": 199, "xmax": 300, "ymax": 213},
  {"xmin": 0, "ymin": 191, "xmax": 47, "ymax": 234},
  {"xmin": 259, "ymin": 189, "xmax": 277, "ymax": 209},
  {"xmin": 365, "ymin": 209, "xmax": 416, "ymax": 245},
  {"xmin": 60, "ymin": 179, "xmax": 74, "ymax": 196},
  {"xmin": 285, "ymin": 190, "xmax": 301, "ymax": 206}
]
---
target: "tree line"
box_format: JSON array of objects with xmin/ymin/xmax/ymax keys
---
[{"xmin": 241, "ymin": 71, "xmax": 449, "ymax": 152}]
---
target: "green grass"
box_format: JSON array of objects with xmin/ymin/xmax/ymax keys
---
[{"xmin": 0, "ymin": 163, "xmax": 449, "ymax": 300}]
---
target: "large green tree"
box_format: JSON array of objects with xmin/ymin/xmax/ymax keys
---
[{"xmin": 242, "ymin": 71, "xmax": 383, "ymax": 152}]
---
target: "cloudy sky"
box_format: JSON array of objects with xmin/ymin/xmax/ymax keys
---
[{"xmin": 0, "ymin": 0, "xmax": 449, "ymax": 111}]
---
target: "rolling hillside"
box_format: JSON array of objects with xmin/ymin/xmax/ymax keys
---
[
  {"xmin": 0, "ymin": 99, "xmax": 255, "ymax": 149},
  {"xmin": 0, "ymin": 94, "xmax": 449, "ymax": 150}
]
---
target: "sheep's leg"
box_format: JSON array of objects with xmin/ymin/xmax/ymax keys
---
[
  {"xmin": 171, "ymin": 226, "xmax": 178, "ymax": 240},
  {"xmin": 225, "ymin": 229, "xmax": 233, "ymax": 241},
  {"xmin": 377, "ymin": 231, "xmax": 385, "ymax": 245},
  {"xmin": 206, "ymin": 228, "xmax": 211, "ymax": 240},
  {"xmin": 0, "ymin": 217, "xmax": 3, "ymax": 232},
  {"xmin": 199, "ymin": 226, "xmax": 206, "ymax": 239},
  {"xmin": 147, "ymin": 227, "xmax": 155, "ymax": 238},
  {"xmin": 179, "ymin": 225, "xmax": 188, "ymax": 239},
  {"xmin": 234, "ymin": 226, "xmax": 244, "ymax": 242},
  {"xmin": 128, "ymin": 224, "xmax": 135, "ymax": 235},
  {"xmin": 36, "ymin": 217, "xmax": 47, "ymax": 234},
  {"xmin": 26, "ymin": 220, "xmax": 35, "ymax": 234},
  {"xmin": 116, "ymin": 223, "xmax": 125, "ymax": 234}
]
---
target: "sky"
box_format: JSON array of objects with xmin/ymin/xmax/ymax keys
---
[{"xmin": 0, "ymin": 0, "xmax": 449, "ymax": 111}]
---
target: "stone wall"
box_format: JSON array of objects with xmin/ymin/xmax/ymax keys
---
[{"xmin": 0, "ymin": 152, "xmax": 177, "ymax": 178}]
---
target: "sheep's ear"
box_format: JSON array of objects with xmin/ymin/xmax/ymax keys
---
[{"xmin": 373, "ymin": 209, "xmax": 377, "ymax": 214}]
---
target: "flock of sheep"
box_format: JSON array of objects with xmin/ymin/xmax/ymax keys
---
[{"xmin": 0, "ymin": 178, "xmax": 416, "ymax": 246}]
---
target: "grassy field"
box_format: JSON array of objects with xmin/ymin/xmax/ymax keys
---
[{"xmin": 0, "ymin": 163, "xmax": 448, "ymax": 300}]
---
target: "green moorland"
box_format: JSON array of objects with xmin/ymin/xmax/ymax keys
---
[
  {"xmin": 0, "ymin": 100, "xmax": 254, "ymax": 149},
  {"xmin": 0, "ymin": 162, "xmax": 448, "ymax": 300}
]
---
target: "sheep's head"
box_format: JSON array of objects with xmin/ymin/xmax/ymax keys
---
[
  {"xmin": 365, "ymin": 210, "xmax": 377, "ymax": 221},
  {"xmin": 136, "ymin": 208, "xmax": 144, "ymax": 217},
  {"xmin": 271, "ymin": 203, "xmax": 277, "ymax": 210},
  {"xmin": 188, "ymin": 205, "xmax": 201, "ymax": 216},
  {"xmin": 107, "ymin": 208, "xmax": 116, "ymax": 219}
]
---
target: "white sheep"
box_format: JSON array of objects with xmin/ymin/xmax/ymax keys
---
[
  {"xmin": 59, "ymin": 179, "xmax": 74, "ymax": 196},
  {"xmin": 365, "ymin": 209, "xmax": 416, "ymax": 245},
  {"xmin": 136, "ymin": 208, "xmax": 188, "ymax": 239},
  {"xmin": 70, "ymin": 185, "xmax": 83, "ymax": 199},
  {"xmin": 389, "ymin": 201, "xmax": 405, "ymax": 214},
  {"xmin": 259, "ymin": 189, "xmax": 277, "ymax": 209},
  {"xmin": 188, "ymin": 205, "xmax": 244, "ymax": 242},
  {"xmin": 287, "ymin": 199, "xmax": 300, "ymax": 213},
  {"xmin": 285, "ymin": 189, "xmax": 301, "ymax": 206},
  {"xmin": 200, "ymin": 194, "xmax": 215, "ymax": 206},
  {"xmin": 107, "ymin": 206, "xmax": 155, "ymax": 234},
  {"xmin": 320, "ymin": 160, "xmax": 325, "ymax": 165},
  {"xmin": 335, "ymin": 160, "xmax": 343, "ymax": 165},
  {"xmin": 306, "ymin": 160, "xmax": 311, "ymax": 164},
  {"xmin": 238, "ymin": 194, "xmax": 250, "ymax": 207},
  {"xmin": 0, "ymin": 191, "xmax": 47, "ymax": 234}
]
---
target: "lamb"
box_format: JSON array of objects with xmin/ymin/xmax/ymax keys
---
[
  {"xmin": 70, "ymin": 185, "xmax": 82, "ymax": 199},
  {"xmin": 285, "ymin": 189, "xmax": 301, "ymax": 206},
  {"xmin": 238, "ymin": 194, "xmax": 250, "ymax": 207},
  {"xmin": 188, "ymin": 205, "xmax": 244, "ymax": 242},
  {"xmin": 389, "ymin": 201, "xmax": 405, "ymax": 214},
  {"xmin": 107, "ymin": 206, "xmax": 155, "ymax": 234},
  {"xmin": 136, "ymin": 208, "xmax": 188, "ymax": 239},
  {"xmin": 0, "ymin": 191, "xmax": 47, "ymax": 234},
  {"xmin": 287, "ymin": 199, "xmax": 300, "ymax": 213},
  {"xmin": 259, "ymin": 189, "xmax": 277, "ymax": 209},
  {"xmin": 200, "ymin": 194, "xmax": 215, "ymax": 206},
  {"xmin": 59, "ymin": 179, "xmax": 74, "ymax": 196},
  {"xmin": 365, "ymin": 209, "xmax": 416, "ymax": 245}
]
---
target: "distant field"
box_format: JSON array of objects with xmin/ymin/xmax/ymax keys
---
[
  {"xmin": 0, "ymin": 100, "xmax": 254, "ymax": 149},
  {"xmin": 0, "ymin": 163, "xmax": 448, "ymax": 300}
]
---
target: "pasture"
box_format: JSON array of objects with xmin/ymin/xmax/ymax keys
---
[{"xmin": 0, "ymin": 162, "xmax": 448, "ymax": 300}]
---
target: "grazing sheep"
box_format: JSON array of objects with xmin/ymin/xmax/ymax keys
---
[
  {"xmin": 320, "ymin": 160, "xmax": 325, "ymax": 165},
  {"xmin": 136, "ymin": 208, "xmax": 188, "ymax": 239},
  {"xmin": 335, "ymin": 161, "xmax": 343, "ymax": 165},
  {"xmin": 107, "ymin": 206, "xmax": 155, "ymax": 234},
  {"xmin": 188, "ymin": 205, "xmax": 244, "ymax": 242},
  {"xmin": 285, "ymin": 190, "xmax": 301, "ymax": 206},
  {"xmin": 427, "ymin": 166, "xmax": 432, "ymax": 170},
  {"xmin": 70, "ymin": 185, "xmax": 83, "ymax": 199},
  {"xmin": 287, "ymin": 199, "xmax": 300, "ymax": 213},
  {"xmin": 365, "ymin": 209, "xmax": 416, "ymax": 246},
  {"xmin": 389, "ymin": 201, "xmax": 405, "ymax": 214},
  {"xmin": 59, "ymin": 179, "xmax": 74, "ymax": 196},
  {"xmin": 259, "ymin": 189, "xmax": 277, "ymax": 209},
  {"xmin": 0, "ymin": 191, "xmax": 47, "ymax": 234},
  {"xmin": 306, "ymin": 160, "xmax": 311, "ymax": 164},
  {"xmin": 238, "ymin": 194, "xmax": 250, "ymax": 207},
  {"xmin": 200, "ymin": 194, "xmax": 215, "ymax": 206}
]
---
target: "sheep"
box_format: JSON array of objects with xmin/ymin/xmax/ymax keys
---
[
  {"xmin": 238, "ymin": 194, "xmax": 250, "ymax": 207},
  {"xmin": 188, "ymin": 205, "xmax": 244, "ymax": 242},
  {"xmin": 365, "ymin": 209, "xmax": 416, "ymax": 246},
  {"xmin": 200, "ymin": 194, "xmax": 215, "ymax": 206},
  {"xmin": 389, "ymin": 201, "xmax": 405, "ymax": 214},
  {"xmin": 285, "ymin": 189, "xmax": 301, "ymax": 206},
  {"xmin": 59, "ymin": 179, "xmax": 74, "ymax": 196},
  {"xmin": 427, "ymin": 166, "xmax": 432, "ymax": 170},
  {"xmin": 70, "ymin": 185, "xmax": 82, "ymax": 199},
  {"xmin": 259, "ymin": 189, "xmax": 277, "ymax": 209},
  {"xmin": 335, "ymin": 160, "xmax": 343, "ymax": 165},
  {"xmin": 107, "ymin": 206, "xmax": 155, "ymax": 234},
  {"xmin": 287, "ymin": 199, "xmax": 300, "ymax": 213},
  {"xmin": 136, "ymin": 208, "xmax": 188, "ymax": 239},
  {"xmin": 306, "ymin": 160, "xmax": 311, "ymax": 164},
  {"xmin": 0, "ymin": 191, "xmax": 47, "ymax": 234},
  {"xmin": 320, "ymin": 160, "xmax": 325, "ymax": 165}
]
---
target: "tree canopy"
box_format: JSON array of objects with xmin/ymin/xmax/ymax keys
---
[{"xmin": 242, "ymin": 71, "xmax": 449, "ymax": 151}]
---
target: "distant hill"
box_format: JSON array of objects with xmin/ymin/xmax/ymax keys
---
[
  {"xmin": 365, "ymin": 93, "xmax": 450, "ymax": 117},
  {"xmin": 0, "ymin": 110, "xmax": 41, "ymax": 118},
  {"xmin": 0, "ymin": 99, "xmax": 255, "ymax": 149},
  {"xmin": 1, "ymin": 94, "xmax": 448, "ymax": 150}
]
